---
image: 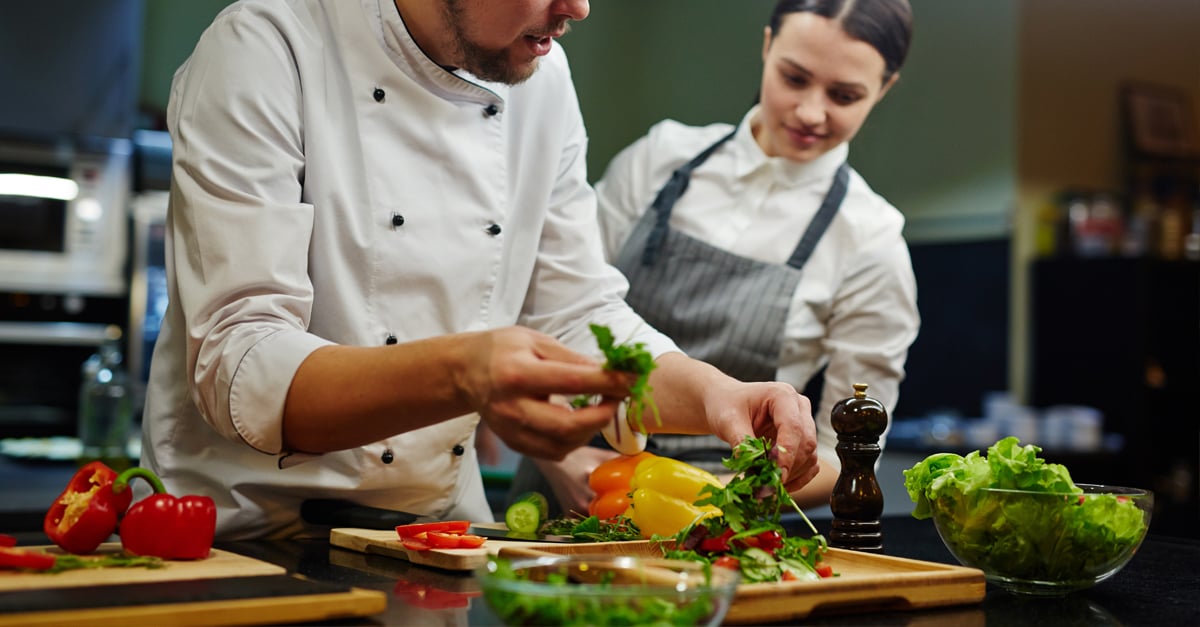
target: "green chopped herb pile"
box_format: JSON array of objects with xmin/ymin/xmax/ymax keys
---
[
  {"xmin": 539, "ymin": 513, "xmax": 643, "ymax": 542},
  {"xmin": 903, "ymin": 436, "xmax": 1149, "ymax": 582}
]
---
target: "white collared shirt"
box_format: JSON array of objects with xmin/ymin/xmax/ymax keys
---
[
  {"xmin": 595, "ymin": 109, "xmax": 920, "ymax": 468},
  {"xmin": 141, "ymin": 0, "xmax": 677, "ymax": 539}
]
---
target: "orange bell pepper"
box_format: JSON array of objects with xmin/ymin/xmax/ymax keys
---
[{"xmin": 587, "ymin": 451, "xmax": 656, "ymax": 519}]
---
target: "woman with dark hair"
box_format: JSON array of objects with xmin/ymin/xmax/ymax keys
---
[{"xmin": 514, "ymin": 0, "xmax": 920, "ymax": 514}]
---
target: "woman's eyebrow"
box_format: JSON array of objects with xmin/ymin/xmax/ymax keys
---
[{"xmin": 779, "ymin": 57, "xmax": 868, "ymax": 92}]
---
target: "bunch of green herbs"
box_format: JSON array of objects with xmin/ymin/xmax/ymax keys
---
[{"xmin": 662, "ymin": 436, "xmax": 829, "ymax": 583}]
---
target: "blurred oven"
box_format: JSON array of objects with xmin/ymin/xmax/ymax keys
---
[{"xmin": 0, "ymin": 137, "xmax": 130, "ymax": 296}]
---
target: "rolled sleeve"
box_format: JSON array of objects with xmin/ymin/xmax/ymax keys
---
[{"xmin": 229, "ymin": 329, "xmax": 333, "ymax": 454}]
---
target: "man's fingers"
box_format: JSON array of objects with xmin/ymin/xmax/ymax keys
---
[{"xmin": 490, "ymin": 398, "xmax": 619, "ymax": 460}]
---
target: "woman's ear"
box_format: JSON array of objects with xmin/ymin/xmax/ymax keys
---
[
  {"xmin": 877, "ymin": 72, "xmax": 900, "ymax": 101},
  {"xmin": 761, "ymin": 26, "xmax": 773, "ymax": 62}
]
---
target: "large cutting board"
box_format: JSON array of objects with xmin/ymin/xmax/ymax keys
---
[
  {"xmin": 0, "ymin": 543, "xmax": 387, "ymax": 627},
  {"xmin": 332, "ymin": 527, "xmax": 985, "ymax": 623},
  {"xmin": 500, "ymin": 541, "xmax": 987, "ymax": 624}
]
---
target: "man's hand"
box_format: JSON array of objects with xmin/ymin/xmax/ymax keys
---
[{"xmin": 462, "ymin": 327, "xmax": 635, "ymax": 460}]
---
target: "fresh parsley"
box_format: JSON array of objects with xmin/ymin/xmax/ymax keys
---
[{"xmin": 579, "ymin": 323, "xmax": 660, "ymax": 433}]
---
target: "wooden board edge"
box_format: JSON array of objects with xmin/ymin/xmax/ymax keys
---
[
  {"xmin": 723, "ymin": 580, "xmax": 987, "ymax": 624},
  {"xmin": 0, "ymin": 587, "xmax": 388, "ymax": 627}
]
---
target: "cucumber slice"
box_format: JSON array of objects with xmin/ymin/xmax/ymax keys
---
[{"xmin": 505, "ymin": 491, "xmax": 549, "ymax": 534}]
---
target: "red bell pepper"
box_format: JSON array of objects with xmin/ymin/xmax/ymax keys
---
[
  {"xmin": 43, "ymin": 461, "xmax": 134, "ymax": 554},
  {"xmin": 111, "ymin": 467, "xmax": 216, "ymax": 560}
]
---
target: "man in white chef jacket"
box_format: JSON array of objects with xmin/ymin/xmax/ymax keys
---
[{"xmin": 139, "ymin": 0, "xmax": 822, "ymax": 540}]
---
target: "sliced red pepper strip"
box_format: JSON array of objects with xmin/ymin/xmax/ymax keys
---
[
  {"xmin": 816, "ymin": 563, "xmax": 834, "ymax": 578},
  {"xmin": 400, "ymin": 535, "xmax": 432, "ymax": 551},
  {"xmin": 112, "ymin": 467, "xmax": 216, "ymax": 560},
  {"xmin": 424, "ymin": 531, "xmax": 464, "ymax": 549},
  {"xmin": 453, "ymin": 534, "xmax": 486, "ymax": 549},
  {"xmin": 395, "ymin": 521, "xmax": 471, "ymax": 538},
  {"xmin": 43, "ymin": 461, "xmax": 134, "ymax": 555},
  {"xmin": 0, "ymin": 546, "xmax": 57, "ymax": 570}
]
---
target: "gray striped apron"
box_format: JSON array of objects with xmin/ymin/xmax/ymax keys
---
[{"xmin": 613, "ymin": 129, "xmax": 849, "ymax": 469}]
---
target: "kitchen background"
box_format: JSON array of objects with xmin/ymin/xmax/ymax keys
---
[{"xmin": 1, "ymin": 0, "xmax": 1196, "ymax": 537}]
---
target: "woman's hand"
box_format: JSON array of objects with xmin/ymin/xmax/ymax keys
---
[
  {"xmin": 705, "ymin": 379, "xmax": 820, "ymax": 491},
  {"xmin": 533, "ymin": 446, "xmax": 621, "ymax": 516},
  {"xmin": 649, "ymin": 353, "xmax": 820, "ymax": 491}
]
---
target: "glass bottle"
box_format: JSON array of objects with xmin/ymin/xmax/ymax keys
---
[{"xmin": 78, "ymin": 325, "xmax": 133, "ymax": 469}]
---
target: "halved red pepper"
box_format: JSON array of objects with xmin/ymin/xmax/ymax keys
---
[
  {"xmin": 43, "ymin": 461, "xmax": 134, "ymax": 554},
  {"xmin": 112, "ymin": 467, "xmax": 216, "ymax": 560}
]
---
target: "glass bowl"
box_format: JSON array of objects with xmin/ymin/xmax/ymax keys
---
[
  {"xmin": 478, "ymin": 553, "xmax": 739, "ymax": 626},
  {"xmin": 929, "ymin": 483, "xmax": 1153, "ymax": 596}
]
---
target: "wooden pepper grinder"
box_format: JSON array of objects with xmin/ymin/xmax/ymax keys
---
[{"xmin": 828, "ymin": 383, "xmax": 887, "ymax": 553}]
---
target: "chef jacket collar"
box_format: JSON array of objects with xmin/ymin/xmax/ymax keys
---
[
  {"xmin": 731, "ymin": 105, "xmax": 849, "ymax": 189},
  {"xmin": 376, "ymin": 0, "xmax": 509, "ymax": 111}
]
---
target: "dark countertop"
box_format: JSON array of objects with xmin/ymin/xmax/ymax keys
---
[
  {"xmin": 204, "ymin": 515, "xmax": 1196, "ymax": 627},
  {"xmin": 4, "ymin": 455, "xmax": 1197, "ymax": 625}
]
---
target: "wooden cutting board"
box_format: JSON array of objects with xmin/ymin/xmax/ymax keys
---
[
  {"xmin": 0, "ymin": 544, "xmax": 285, "ymax": 591},
  {"xmin": 330, "ymin": 527, "xmax": 650, "ymax": 571},
  {"xmin": 0, "ymin": 543, "xmax": 387, "ymax": 627}
]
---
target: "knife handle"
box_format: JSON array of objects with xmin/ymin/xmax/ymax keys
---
[{"xmin": 300, "ymin": 499, "xmax": 419, "ymax": 530}]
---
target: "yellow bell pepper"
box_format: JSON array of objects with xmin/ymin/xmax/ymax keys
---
[{"xmin": 626, "ymin": 457, "xmax": 722, "ymax": 538}]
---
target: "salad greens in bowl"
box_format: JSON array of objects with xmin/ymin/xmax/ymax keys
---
[
  {"xmin": 479, "ymin": 554, "xmax": 738, "ymax": 626},
  {"xmin": 904, "ymin": 437, "xmax": 1152, "ymax": 596}
]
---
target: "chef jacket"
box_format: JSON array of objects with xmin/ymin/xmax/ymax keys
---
[
  {"xmin": 140, "ymin": 0, "xmax": 679, "ymax": 540},
  {"xmin": 595, "ymin": 108, "xmax": 920, "ymax": 471}
]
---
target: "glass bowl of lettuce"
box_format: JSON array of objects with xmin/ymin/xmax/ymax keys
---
[
  {"xmin": 904, "ymin": 437, "xmax": 1152, "ymax": 596},
  {"xmin": 478, "ymin": 553, "xmax": 739, "ymax": 626}
]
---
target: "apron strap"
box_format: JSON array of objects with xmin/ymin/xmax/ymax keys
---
[
  {"xmin": 785, "ymin": 162, "xmax": 849, "ymax": 270},
  {"xmin": 642, "ymin": 128, "xmax": 738, "ymax": 266}
]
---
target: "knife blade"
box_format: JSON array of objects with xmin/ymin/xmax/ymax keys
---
[
  {"xmin": 300, "ymin": 499, "xmax": 419, "ymax": 530},
  {"xmin": 466, "ymin": 522, "xmax": 578, "ymax": 543}
]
